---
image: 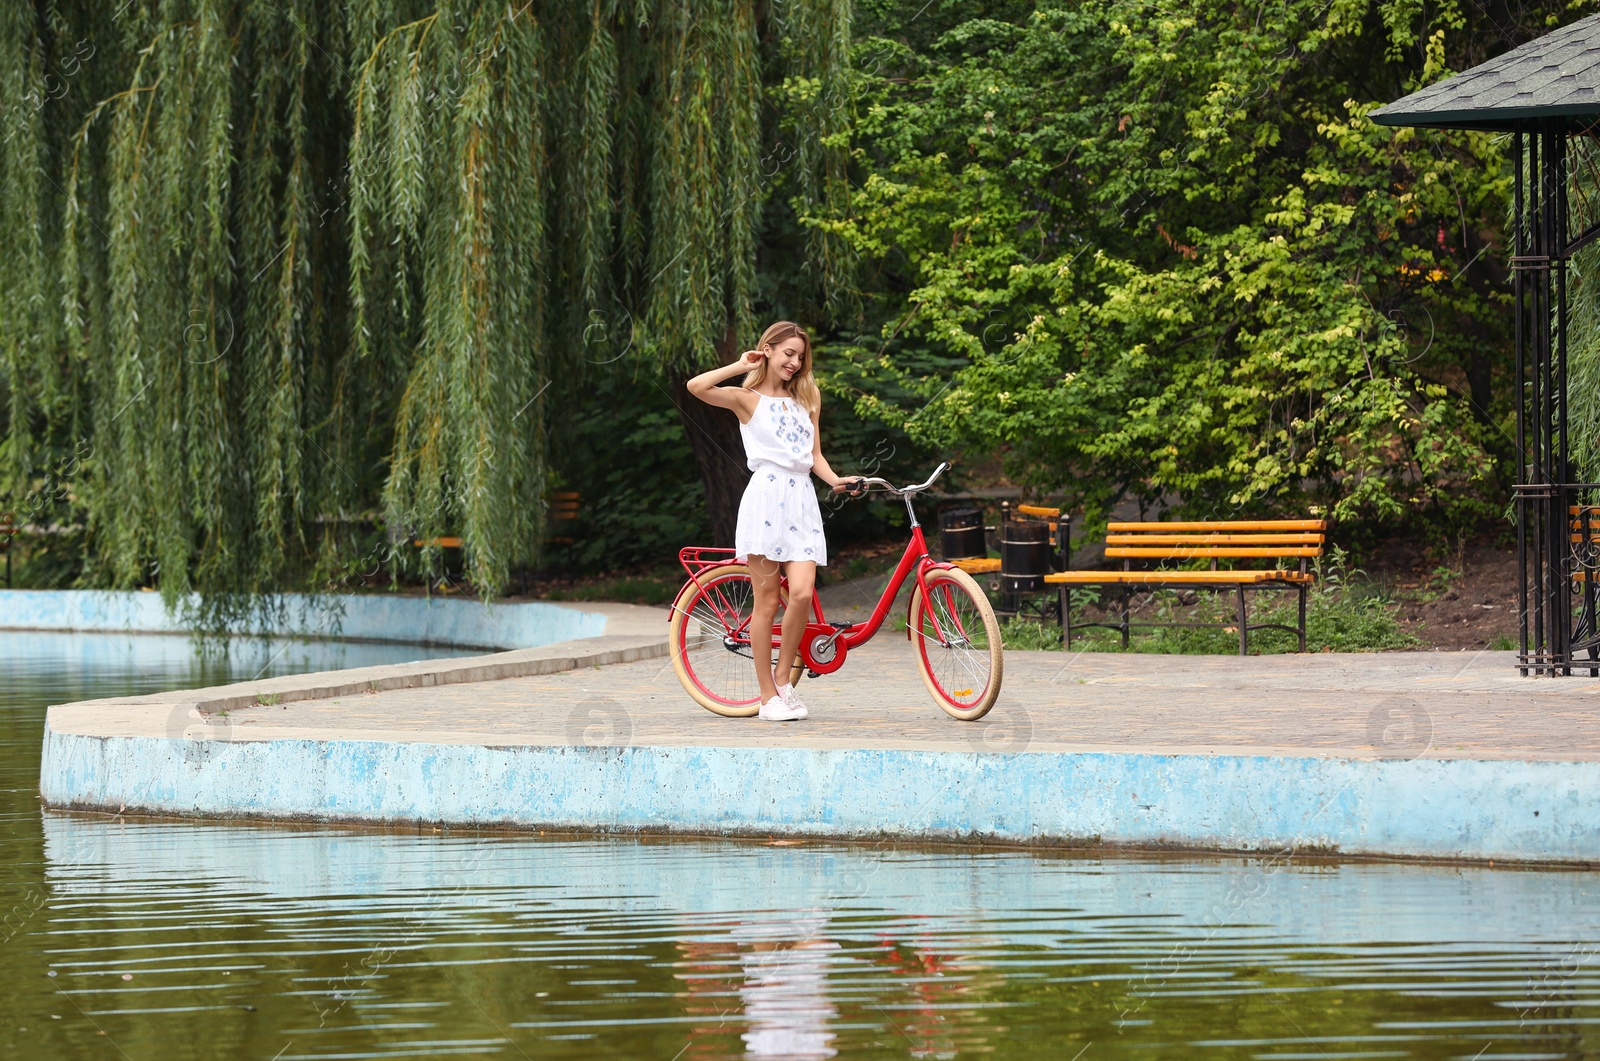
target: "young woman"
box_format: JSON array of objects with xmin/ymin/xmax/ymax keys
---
[{"xmin": 686, "ymin": 321, "xmax": 861, "ymax": 721}]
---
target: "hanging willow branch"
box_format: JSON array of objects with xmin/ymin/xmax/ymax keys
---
[{"xmin": 0, "ymin": 0, "xmax": 849, "ymax": 622}]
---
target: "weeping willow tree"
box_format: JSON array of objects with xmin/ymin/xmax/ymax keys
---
[
  {"xmin": 0, "ymin": 0, "xmax": 849, "ymax": 622},
  {"xmin": 1571, "ymin": 136, "xmax": 1600, "ymax": 485}
]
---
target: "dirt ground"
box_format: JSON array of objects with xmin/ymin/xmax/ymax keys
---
[{"xmin": 1360, "ymin": 537, "xmax": 1520, "ymax": 651}]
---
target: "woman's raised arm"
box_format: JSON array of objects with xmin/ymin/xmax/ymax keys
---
[{"xmin": 686, "ymin": 350, "xmax": 764, "ymax": 419}]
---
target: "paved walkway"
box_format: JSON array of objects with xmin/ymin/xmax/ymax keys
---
[{"xmin": 166, "ymin": 637, "xmax": 1593, "ymax": 762}]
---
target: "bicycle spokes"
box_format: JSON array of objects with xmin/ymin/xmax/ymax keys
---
[
  {"xmin": 911, "ymin": 569, "xmax": 1003, "ymax": 719},
  {"xmin": 927, "ymin": 583, "xmax": 979, "ymax": 648},
  {"xmin": 704, "ymin": 582, "xmax": 753, "ymax": 641},
  {"xmin": 670, "ymin": 563, "xmax": 804, "ymax": 716}
]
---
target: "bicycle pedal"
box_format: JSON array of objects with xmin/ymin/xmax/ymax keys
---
[{"xmin": 806, "ymin": 669, "xmax": 821, "ymax": 679}]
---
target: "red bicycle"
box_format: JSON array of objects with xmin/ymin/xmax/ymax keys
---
[{"xmin": 667, "ymin": 462, "xmax": 1004, "ymax": 720}]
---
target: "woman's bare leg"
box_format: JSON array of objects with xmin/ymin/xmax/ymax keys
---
[
  {"xmin": 747, "ymin": 555, "xmax": 783, "ymax": 704},
  {"xmin": 774, "ymin": 561, "xmax": 816, "ymax": 686}
]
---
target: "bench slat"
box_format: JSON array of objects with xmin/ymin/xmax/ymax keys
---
[
  {"xmin": 1015, "ymin": 504, "xmax": 1060, "ymax": 518},
  {"xmin": 1105, "ymin": 546, "xmax": 1323, "ymax": 558},
  {"xmin": 1105, "ymin": 533, "xmax": 1324, "ymax": 545},
  {"xmin": 1046, "ymin": 570, "xmax": 1313, "ymax": 585},
  {"xmin": 1107, "ymin": 519, "xmax": 1326, "ymax": 532},
  {"xmin": 948, "ymin": 557, "xmax": 1001, "ymax": 574}
]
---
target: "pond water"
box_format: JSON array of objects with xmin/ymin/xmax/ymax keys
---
[{"xmin": 3, "ymin": 633, "xmax": 1600, "ymax": 1059}]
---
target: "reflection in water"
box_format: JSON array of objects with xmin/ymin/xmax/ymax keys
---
[
  {"xmin": 675, "ymin": 917, "xmax": 844, "ymax": 1061},
  {"xmin": 734, "ymin": 916, "xmax": 839, "ymax": 1059},
  {"xmin": 660, "ymin": 912, "xmax": 1009, "ymax": 1060},
  {"xmin": 871, "ymin": 931, "xmax": 1003, "ymax": 1059}
]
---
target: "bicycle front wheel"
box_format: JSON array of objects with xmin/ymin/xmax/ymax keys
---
[
  {"xmin": 908, "ymin": 567, "xmax": 1004, "ymax": 720},
  {"xmin": 668, "ymin": 563, "xmax": 803, "ymax": 717}
]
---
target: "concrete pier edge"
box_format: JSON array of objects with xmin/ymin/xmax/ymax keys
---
[
  {"xmin": 37, "ymin": 636, "xmax": 1600, "ymax": 866},
  {"xmin": 38, "ymin": 730, "xmax": 1600, "ymax": 866}
]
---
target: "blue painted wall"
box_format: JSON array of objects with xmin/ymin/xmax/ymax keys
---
[
  {"xmin": 39, "ymin": 725, "xmax": 1600, "ymax": 864},
  {"xmin": 0, "ymin": 589, "xmax": 606, "ymax": 649}
]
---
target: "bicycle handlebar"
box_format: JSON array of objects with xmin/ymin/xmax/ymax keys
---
[{"xmin": 848, "ymin": 461, "xmax": 951, "ymax": 497}]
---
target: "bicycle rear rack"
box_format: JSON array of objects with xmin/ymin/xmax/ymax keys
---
[{"xmin": 678, "ymin": 546, "xmax": 738, "ymax": 579}]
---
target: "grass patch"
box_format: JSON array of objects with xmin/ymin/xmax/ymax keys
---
[
  {"xmin": 997, "ymin": 552, "xmax": 1418, "ymax": 654},
  {"xmin": 999, "ymin": 616, "xmax": 1066, "ymax": 651},
  {"xmin": 541, "ymin": 570, "xmax": 682, "ymax": 606}
]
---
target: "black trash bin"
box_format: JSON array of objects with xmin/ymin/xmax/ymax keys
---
[
  {"xmin": 939, "ymin": 506, "xmax": 987, "ymax": 560},
  {"xmin": 1000, "ymin": 520, "xmax": 1051, "ymax": 594}
]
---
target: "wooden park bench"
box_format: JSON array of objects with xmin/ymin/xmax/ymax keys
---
[
  {"xmin": 410, "ymin": 491, "xmax": 582, "ymax": 556},
  {"xmin": 1567, "ymin": 505, "xmax": 1600, "ymax": 675},
  {"xmin": 546, "ymin": 490, "xmax": 581, "ymax": 544},
  {"xmin": 1043, "ymin": 519, "xmax": 1328, "ymax": 654}
]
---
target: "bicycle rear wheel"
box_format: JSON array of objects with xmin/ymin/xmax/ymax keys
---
[
  {"xmin": 908, "ymin": 567, "xmax": 1004, "ymax": 720},
  {"xmin": 669, "ymin": 563, "xmax": 804, "ymax": 717}
]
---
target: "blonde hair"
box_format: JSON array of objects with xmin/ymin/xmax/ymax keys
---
[{"xmin": 742, "ymin": 321, "xmax": 820, "ymax": 416}]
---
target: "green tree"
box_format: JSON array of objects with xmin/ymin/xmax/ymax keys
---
[
  {"xmin": 822, "ymin": 0, "xmax": 1570, "ymax": 534},
  {"xmin": 0, "ymin": 0, "xmax": 849, "ymax": 622}
]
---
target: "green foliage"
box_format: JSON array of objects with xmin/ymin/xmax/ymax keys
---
[
  {"xmin": 996, "ymin": 616, "xmax": 1066, "ymax": 652},
  {"xmin": 0, "ymin": 1, "xmax": 847, "ymax": 625},
  {"xmin": 543, "ymin": 371, "xmax": 710, "ymax": 574},
  {"xmin": 1567, "ymin": 136, "xmax": 1600, "ymax": 484},
  {"xmin": 4, "ymin": 0, "xmax": 1579, "ymax": 624},
  {"xmin": 821, "ymin": 0, "xmax": 1570, "ymax": 531},
  {"xmin": 541, "ymin": 571, "xmax": 683, "ymax": 607}
]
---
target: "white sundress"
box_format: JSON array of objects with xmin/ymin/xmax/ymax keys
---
[{"xmin": 735, "ymin": 393, "xmax": 828, "ymax": 566}]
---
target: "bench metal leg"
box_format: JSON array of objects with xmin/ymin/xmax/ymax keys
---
[
  {"xmin": 1121, "ymin": 586, "xmax": 1130, "ymax": 648},
  {"xmin": 1061, "ymin": 586, "xmax": 1071, "ymax": 647},
  {"xmin": 1298, "ymin": 584, "xmax": 1308, "ymax": 653},
  {"xmin": 1236, "ymin": 585, "xmax": 1248, "ymax": 656}
]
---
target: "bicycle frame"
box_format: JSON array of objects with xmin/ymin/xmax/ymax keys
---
[
  {"xmin": 673, "ymin": 463, "xmax": 958, "ymax": 676},
  {"xmin": 835, "ymin": 525, "xmax": 952, "ymax": 648}
]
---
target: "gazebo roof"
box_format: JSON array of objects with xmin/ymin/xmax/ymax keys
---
[{"xmin": 1371, "ymin": 14, "xmax": 1600, "ymax": 131}]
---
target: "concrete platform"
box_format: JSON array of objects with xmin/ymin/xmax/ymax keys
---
[{"xmin": 37, "ymin": 614, "xmax": 1600, "ymax": 865}]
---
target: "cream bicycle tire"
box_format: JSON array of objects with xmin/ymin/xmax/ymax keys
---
[
  {"xmin": 669, "ymin": 562, "xmax": 804, "ymax": 717},
  {"xmin": 907, "ymin": 567, "xmax": 1004, "ymax": 720}
]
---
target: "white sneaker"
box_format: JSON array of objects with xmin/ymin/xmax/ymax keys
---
[
  {"xmin": 758, "ymin": 696, "xmax": 804, "ymax": 722},
  {"xmin": 775, "ymin": 682, "xmax": 809, "ymax": 719}
]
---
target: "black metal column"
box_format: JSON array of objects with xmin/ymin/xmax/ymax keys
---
[
  {"xmin": 1514, "ymin": 120, "xmax": 1598, "ymax": 675},
  {"xmin": 1514, "ymin": 123, "xmax": 1557, "ymax": 673}
]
